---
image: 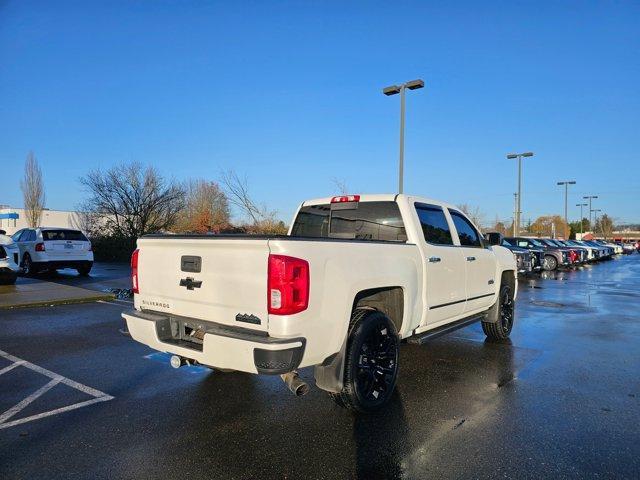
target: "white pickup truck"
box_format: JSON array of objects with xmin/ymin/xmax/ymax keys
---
[{"xmin": 123, "ymin": 194, "xmax": 517, "ymax": 412}]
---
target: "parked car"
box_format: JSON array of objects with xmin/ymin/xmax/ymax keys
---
[
  {"xmin": 554, "ymin": 240, "xmax": 589, "ymax": 263},
  {"xmin": 12, "ymin": 227, "xmax": 94, "ymax": 275},
  {"xmin": 0, "ymin": 234, "xmax": 20, "ymax": 285},
  {"xmin": 568, "ymin": 240, "xmax": 601, "ymax": 261},
  {"xmin": 581, "ymin": 240, "xmax": 612, "ymax": 259},
  {"xmin": 619, "ymin": 242, "xmax": 635, "ymax": 254},
  {"xmin": 485, "ymin": 233, "xmax": 537, "ymax": 273},
  {"xmin": 122, "ymin": 194, "xmax": 518, "ymax": 412},
  {"xmin": 538, "ymin": 239, "xmax": 582, "ymax": 266},
  {"xmin": 504, "ymin": 237, "xmax": 568, "ymax": 271},
  {"xmin": 563, "ymin": 240, "xmax": 596, "ymax": 261},
  {"xmin": 593, "ymin": 239, "xmax": 622, "ymax": 255}
]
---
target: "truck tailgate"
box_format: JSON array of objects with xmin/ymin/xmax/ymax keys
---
[{"xmin": 135, "ymin": 237, "xmax": 270, "ymax": 332}]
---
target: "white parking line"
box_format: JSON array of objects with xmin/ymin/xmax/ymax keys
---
[
  {"xmin": 0, "ymin": 349, "xmax": 113, "ymax": 430},
  {"xmin": 0, "ymin": 378, "xmax": 61, "ymax": 424},
  {"xmin": 0, "ymin": 360, "xmax": 25, "ymax": 376}
]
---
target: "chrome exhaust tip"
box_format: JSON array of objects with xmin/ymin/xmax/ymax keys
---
[
  {"xmin": 280, "ymin": 371, "xmax": 310, "ymax": 396},
  {"xmin": 170, "ymin": 355, "xmax": 183, "ymax": 369}
]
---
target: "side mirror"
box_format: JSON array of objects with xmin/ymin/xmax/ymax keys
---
[{"xmin": 484, "ymin": 232, "xmax": 503, "ymax": 246}]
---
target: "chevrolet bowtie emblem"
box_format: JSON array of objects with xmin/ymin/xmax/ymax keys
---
[{"xmin": 179, "ymin": 277, "xmax": 202, "ymax": 290}]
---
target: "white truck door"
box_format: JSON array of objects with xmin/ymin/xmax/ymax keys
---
[
  {"xmin": 413, "ymin": 203, "xmax": 466, "ymax": 325},
  {"xmin": 448, "ymin": 209, "xmax": 496, "ymax": 312}
]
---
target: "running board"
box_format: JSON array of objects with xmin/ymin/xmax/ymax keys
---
[{"xmin": 407, "ymin": 313, "xmax": 486, "ymax": 345}]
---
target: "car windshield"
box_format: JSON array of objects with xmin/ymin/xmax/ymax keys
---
[
  {"xmin": 527, "ymin": 239, "xmax": 544, "ymax": 247},
  {"xmin": 42, "ymin": 230, "xmax": 87, "ymax": 241}
]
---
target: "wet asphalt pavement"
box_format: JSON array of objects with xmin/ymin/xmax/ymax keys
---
[
  {"xmin": 1, "ymin": 256, "xmax": 639, "ymax": 479},
  {"xmin": 13, "ymin": 262, "xmax": 132, "ymax": 294}
]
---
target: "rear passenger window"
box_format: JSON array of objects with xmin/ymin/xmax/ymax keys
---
[
  {"xmin": 20, "ymin": 230, "xmax": 35, "ymax": 242},
  {"xmin": 415, "ymin": 203, "xmax": 453, "ymax": 245},
  {"xmin": 449, "ymin": 210, "xmax": 482, "ymax": 247},
  {"xmin": 291, "ymin": 201, "xmax": 407, "ymax": 242}
]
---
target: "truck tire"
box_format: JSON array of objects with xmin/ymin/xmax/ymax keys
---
[
  {"xmin": 331, "ymin": 309, "xmax": 399, "ymax": 413},
  {"xmin": 542, "ymin": 254, "xmax": 557, "ymax": 271},
  {"xmin": 482, "ymin": 284, "xmax": 514, "ymax": 340}
]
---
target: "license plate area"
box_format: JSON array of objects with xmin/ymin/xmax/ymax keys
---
[{"xmin": 155, "ymin": 317, "xmax": 205, "ymax": 351}]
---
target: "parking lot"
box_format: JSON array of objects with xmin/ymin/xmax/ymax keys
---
[{"xmin": 1, "ymin": 256, "xmax": 639, "ymax": 479}]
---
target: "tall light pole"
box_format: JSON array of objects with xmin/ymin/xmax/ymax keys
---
[
  {"xmin": 583, "ymin": 195, "xmax": 598, "ymax": 232},
  {"xmin": 513, "ymin": 192, "xmax": 518, "ymax": 236},
  {"xmin": 383, "ymin": 79, "xmax": 425, "ymax": 194},
  {"xmin": 576, "ymin": 203, "xmax": 588, "ymax": 237},
  {"xmin": 591, "ymin": 209, "xmax": 602, "ymax": 236},
  {"xmin": 557, "ymin": 180, "xmax": 576, "ymax": 239},
  {"xmin": 507, "ymin": 152, "xmax": 534, "ymax": 235}
]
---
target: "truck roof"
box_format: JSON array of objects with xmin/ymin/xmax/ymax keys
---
[{"xmin": 301, "ymin": 193, "xmax": 459, "ymax": 211}]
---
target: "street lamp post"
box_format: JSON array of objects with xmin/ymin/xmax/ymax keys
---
[
  {"xmin": 557, "ymin": 180, "xmax": 576, "ymax": 239},
  {"xmin": 383, "ymin": 79, "xmax": 425, "ymax": 194},
  {"xmin": 507, "ymin": 152, "xmax": 534, "ymax": 235},
  {"xmin": 591, "ymin": 209, "xmax": 602, "ymax": 236},
  {"xmin": 583, "ymin": 195, "xmax": 598, "ymax": 232},
  {"xmin": 513, "ymin": 192, "xmax": 518, "ymax": 236},
  {"xmin": 576, "ymin": 203, "xmax": 588, "ymax": 237}
]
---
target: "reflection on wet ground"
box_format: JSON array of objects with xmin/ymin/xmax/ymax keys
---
[{"xmin": 1, "ymin": 255, "xmax": 639, "ymax": 479}]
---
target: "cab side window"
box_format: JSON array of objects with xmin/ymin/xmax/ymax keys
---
[
  {"xmin": 449, "ymin": 210, "xmax": 483, "ymax": 247},
  {"xmin": 415, "ymin": 203, "xmax": 453, "ymax": 245}
]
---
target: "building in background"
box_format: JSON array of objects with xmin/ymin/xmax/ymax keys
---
[{"xmin": 0, "ymin": 206, "xmax": 80, "ymax": 235}]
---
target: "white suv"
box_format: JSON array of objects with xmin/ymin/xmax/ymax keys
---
[
  {"xmin": 12, "ymin": 227, "xmax": 94, "ymax": 276},
  {"xmin": 0, "ymin": 233, "xmax": 21, "ymax": 284}
]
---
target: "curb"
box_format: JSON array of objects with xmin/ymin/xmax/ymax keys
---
[{"xmin": 0, "ymin": 293, "xmax": 116, "ymax": 310}]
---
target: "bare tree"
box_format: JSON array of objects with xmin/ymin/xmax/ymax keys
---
[
  {"xmin": 20, "ymin": 152, "xmax": 46, "ymax": 227},
  {"xmin": 79, "ymin": 162, "xmax": 185, "ymax": 239},
  {"xmin": 175, "ymin": 180, "xmax": 230, "ymax": 233},
  {"xmin": 457, "ymin": 203, "xmax": 485, "ymax": 229},
  {"xmin": 595, "ymin": 214, "xmax": 615, "ymax": 239},
  {"xmin": 220, "ymin": 170, "xmax": 286, "ymax": 234}
]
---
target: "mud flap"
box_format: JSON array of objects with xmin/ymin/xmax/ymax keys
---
[
  {"xmin": 483, "ymin": 294, "xmax": 500, "ymax": 324},
  {"xmin": 313, "ymin": 336, "xmax": 348, "ymax": 393}
]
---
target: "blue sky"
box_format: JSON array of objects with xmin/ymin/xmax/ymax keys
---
[{"xmin": 1, "ymin": 1, "xmax": 639, "ymax": 225}]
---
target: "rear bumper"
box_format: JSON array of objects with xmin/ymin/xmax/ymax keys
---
[
  {"xmin": 122, "ymin": 309, "xmax": 305, "ymax": 375},
  {"xmin": 34, "ymin": 260, "xmax": 93, "ymax": 270}
]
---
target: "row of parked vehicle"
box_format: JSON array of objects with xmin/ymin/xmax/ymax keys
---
[{"xmin": 493, "ymin": 234, "xmax": 637, "ymax": 273}]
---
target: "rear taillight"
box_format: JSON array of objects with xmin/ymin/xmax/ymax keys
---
[
  {"xmin": 267, "ymin": 254, "xmax": 309, "ymax": 315},
  {"xmin": 131, "ymin": 249, "xmax": 140, "ymax": 294},
  {"xmin": 331, "ymin": 195, "xmax": 360, "ymax": 203},
  {"xmin": 35, "ymin": 242, "xmax": 45, "ymax": 252}
]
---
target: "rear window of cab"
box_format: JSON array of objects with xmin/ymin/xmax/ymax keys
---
[
  {"xmin": 42, "ymin": 230, "xmax": 88, "ymax": 241},
  {"xmin": 291, "ymin": 201, "xmax": 407, "ymax": 242}
]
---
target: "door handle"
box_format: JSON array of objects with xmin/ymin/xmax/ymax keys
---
[
  {"xmin": 428, "ymin": 256, "xmax": 441, "ymax": 263},
  {"xmin": 466, "ymin": 256, "xmax": 476, "ymax": 262}
]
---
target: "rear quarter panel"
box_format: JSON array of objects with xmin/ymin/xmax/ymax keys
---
[{"xmin": 267, "ymin": 239, "xmax": 423, "ymax": 367}]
